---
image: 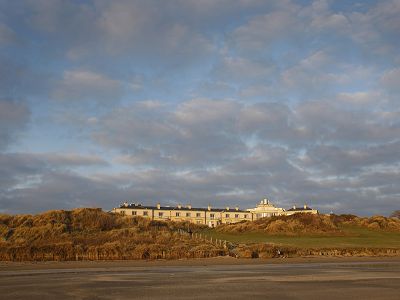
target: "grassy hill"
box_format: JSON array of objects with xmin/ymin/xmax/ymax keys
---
[
  {"xmin": 1, "ymin": 209, "xmax": 399, "ymax": 261},
  {"xmin": 202, "ymin": 213, "xmax": 400, "ymax": 258},
  {"xmin": 0, "ymin": 208, "xmax": 226, "ymax": 261},
  {"xmin": 215, "ymin": 213, "xmax": 400, "ymax": 235}
]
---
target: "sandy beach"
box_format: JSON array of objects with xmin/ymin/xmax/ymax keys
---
[
  {"xmin": 1, "ymin": 257, "xmax": 399, "ymax": 299},
  {"xmin": 1, "ymin": 255, "xmax": 400, "ymax": 270}
]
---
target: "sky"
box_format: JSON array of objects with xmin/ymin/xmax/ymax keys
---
[{"xmin": 0, "ymin": 0, "xmax": 399, "ymax": 215}]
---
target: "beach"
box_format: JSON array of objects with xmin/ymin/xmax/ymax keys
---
[{"xmin": 1, "ymin": 257, "xmax": 399, "ymax": 299}]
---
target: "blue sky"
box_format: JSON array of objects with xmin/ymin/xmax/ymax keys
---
[{"xmin": 1, "ymin": 0, "xmax": 399, "ymax": 215}]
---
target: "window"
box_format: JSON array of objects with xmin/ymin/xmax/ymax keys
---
[
  {"xmin": 244, "ymin": 214, "xmax": 248, "ymax": 219},
  {"xmin": 210, "ymin": 213, "xmax": 215, "ymax": 219},
  {"xmin": 235, "ymin": 214, "xmax": 239, "ymax": 218},
  {"xmin": 132, "ymin": 211, "xmax": 137, "ymax": 216},
  {"xmin": 143, "ymin": 211, "xmax": 148, "ymax": 216},
  {"xmin": 225, "ymin": 214, "xmax": 230, "ymax": 218},
  {"xmin": 176, "ymin": 212, "xmax": 180, "ymax": 217},
  {"xmin": 196, "ymin": 213, "xmax": 201, "ymax": 217},
  {"xmin": 120, "ymin": 211, "xmax": 125, "ymax": 215},
  {"xmin": 196, "ymin": 220, "xmax": 202, "ymax": 224},
  {"xmin": 186, "ymin": 212, "xmax": 191, "ymax": 217},
  {"xmin": 159, "ymin": 212, "xmax": 163, "ymax": 217}
]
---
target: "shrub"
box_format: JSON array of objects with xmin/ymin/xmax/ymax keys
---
[{"xmin": 0, "ymin": 208, "xmax": 226, "ymax": 261}]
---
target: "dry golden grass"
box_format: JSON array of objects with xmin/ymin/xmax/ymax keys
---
[
  {"xmin": 0, "ymin": 208, "xmax": 226, "ymax": 261},
  {"xmin": 2, "ymin": 210, "xmax": 399, "ymax": 261},
  {"xmin": 210, "ymin": 213, "xmax": 400, "ymax": 258},
  {"xmin": 216, "ymin": 213, "xmax": 400, "ymax": 236},
  {"xmin": 339, "ymin": 215, "xmax": 400, "ymax": 231},
  {"xmin": 216, "ymin": 213, "xmax": 341, "ymax": 235}
]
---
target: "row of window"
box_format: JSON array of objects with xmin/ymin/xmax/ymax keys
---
[
  {"xmin": 131, "ymin": 211, "xmax": 149, "ymax": 216},
  {"xmin": 255, "ymin": 213, "xmax": 276, "ymax": 218},
  {"xmin": 129, "ymin": 210, "xmax": 249, "ymax": 219},
  {"xmin": 174, "ymin": 212, "xmax": 202, "ymax": 217},
  {"xmin": 210, "ymin": 213, "xmax": 249, "ymax": 219}
]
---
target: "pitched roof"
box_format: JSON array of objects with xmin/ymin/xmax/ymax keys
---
[{"xmin": 118, "ymin": 203, "xmax": 247, "ymax": 212}]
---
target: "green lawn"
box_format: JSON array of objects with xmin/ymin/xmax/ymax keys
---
[{"xmin": 201, "ymin": 225, "xmax": 400, "ymax": 248}]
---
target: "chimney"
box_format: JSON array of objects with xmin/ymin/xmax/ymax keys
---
[
  {"xmin": 293, "ymin": 205, "xmax": 296, "ymax": 210},
  {"xmin": 304, "ymin": 204, "xmax": 307, "ymax": 209},
  {"xmin": 235, "ymin": 206, "xmax": 239, "ymax": 211},
  {"xmin": 207, "ymin": 205, "xmax": 211, "ymax": 211},
  {"xmin": 177, "ymin": 204, "xmax": 182, "ymax": 209},
  {"xmin": 187, "ymin": 204, "xmax": 192, "ymax": 209},
  {"xmin": 226, "ymin": 207, "xmax": 230, "ymax": 211},
  {"xmin": 156, "ymin": 203, "xmax": 161, "ymax": 209}
]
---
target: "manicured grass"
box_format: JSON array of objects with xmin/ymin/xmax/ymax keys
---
[{"xmin": 201, "ymin": 225, "xmax": 400, "ymax": 248}]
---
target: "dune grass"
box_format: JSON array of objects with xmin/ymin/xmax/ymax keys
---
[
  {"xmin": 0, "ymin": 209, "xmax": 226, "ymax": 261},
  {"xmin": 1, "ymin": 210, "xmax": 399, "ymax": 261}
]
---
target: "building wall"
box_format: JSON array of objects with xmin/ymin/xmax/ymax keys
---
[
  {"xmin": 285, "ymin": 209, "xmax": 318, "ymax": 216},
  {"xmin": 112, "ymin": 201, "xmax": 318, "ymax": 227},
  {"xmin": 205, "ymin": 210, "xmax": 222, "ymax": 227},
  {"xmin": 153, "ymin": 209, "xmax": 171, "ymax": 221},
  {"xmin": 246, "ymin": 199, "xmax": 286, "ymax": 220},
  {"xmin": 113, "ymin": 207, "xmax": 153, "ymax": 218},
  {"xmin": 221, "ymin": 210, "xmax": 252, "ymax": 224},
  {"xmin": 170, "ymin": 209, "xmax": 206, "ymax": 225}
]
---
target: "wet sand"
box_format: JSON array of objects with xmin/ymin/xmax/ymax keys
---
[{"xmin": 1, "ymin": 257, "xmax": 399, "ymax": 299}]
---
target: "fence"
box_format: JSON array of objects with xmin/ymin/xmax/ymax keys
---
[{"xmin": 176, "ymin": 228, "xmax": 232, "ymax": 250}]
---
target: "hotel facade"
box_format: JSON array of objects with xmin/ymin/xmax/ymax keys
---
[{"xmin": 112, "ymin": 198, "xmax": 318, "ymax": 227}]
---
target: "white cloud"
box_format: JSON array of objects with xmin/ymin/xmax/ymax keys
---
[
  {"xmin": 336, "ymin": 91, "xmax": 380, "ymax": 106},
  {"xmin": 2, "ymin": 0, "xmax": 400, "ymax": 215},
  {"xmin": 381, "ymin": 68, "xmax": 400, "ymax": 93},
  {"xmin": 174, "ymin": 98, "xmax": 240, "ymax": 127},
  {"xmin": 231, "ymin": 8, "xmax": 302, "ymax": 51},
  {"xmin": 214, "ymin": 56, "xmax": 274, "ymax": 82},
  {"xmin": 53, "ymin": 69, "xmax": 123, "ymax": 103},
  {"xmin": 38, "ymin": 153, "xmax": 108, "ymax": 167}
]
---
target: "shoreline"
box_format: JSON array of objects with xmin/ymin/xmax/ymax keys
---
[{"xmin": 1, "ymin": 255, "xmax": 400, "ymax": 271}]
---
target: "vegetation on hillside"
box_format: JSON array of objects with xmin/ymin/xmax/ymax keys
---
[
  {"xmin": 215, "ymin": 213, "xmax": 400, "ymax": 235},
  {"xmin": 331, "ymin": 214, "xmax": 400, "ymax": 231},
  {"xmin": 205, "ymin": 213, "xmax": 400, "ymax": 257},
  {"xmin": 0, "ymin": 208, "xmax": 226, "ymax": 261},
  {"xmin": 1, "ymin": 209, "xmax": 399, "ymax": 261},
  {"xmin": 215, "ymin": 213, "xmax": 339, "ymax": 235}
]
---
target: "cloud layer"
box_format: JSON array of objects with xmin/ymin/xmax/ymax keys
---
[{"xmin": 0, "ymin": 0, "xmax": 399, "ymax": 215}]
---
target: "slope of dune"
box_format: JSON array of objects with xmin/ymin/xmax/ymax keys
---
[
  {"xmin": 0, "ymin": 208, "xmax": 226, "ymax": 261},
  {"xmin": 215, "ymin": 213, "xmax": 400, "ymax": 235}
]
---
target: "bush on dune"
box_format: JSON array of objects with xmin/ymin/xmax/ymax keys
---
[
  {"xmin": 328, "ymin": 214, "xmax": 400, "ymax": 231},
  {"xmin": 217, "ymin": 213, "xmax": 341, "ymax": 235},
  {"xmin": 0, "ymin": 208, "xmax": 223, "ymax": 261},
  {"xmin": 216, "ymin": 213, "xmax": 400, "ymax": 235},
  {"xmin": 351, "ymin": 216, "xmax": 400, "ymax": 231}
]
